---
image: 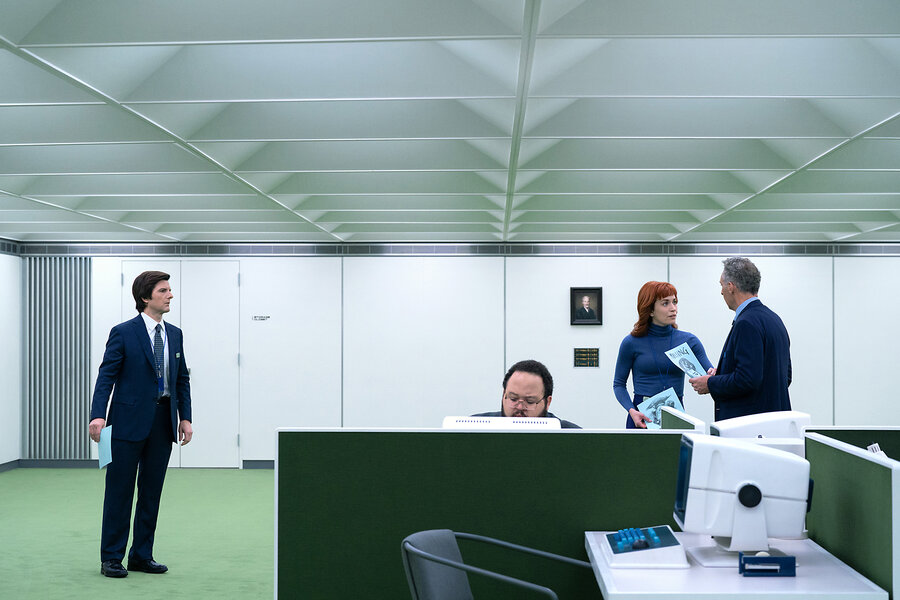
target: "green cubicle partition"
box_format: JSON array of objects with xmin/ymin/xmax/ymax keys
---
[
  {"xmin": 808, "ymin": 427, "xmax": 900, "ymax": 460},
  {"xmin": 277, "ymin": 429, "xmax": 684, "ymax": 599},
  {"xmin": 806, "ymin": 431, "xmax": 899, "ymax": 600}
]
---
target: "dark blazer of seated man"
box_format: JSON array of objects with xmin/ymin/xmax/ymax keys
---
[{"xmin": 473, "ymin": 359, "xmax": 581, "ymax": 429}]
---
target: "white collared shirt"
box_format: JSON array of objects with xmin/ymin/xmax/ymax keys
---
[{"xmin": 140, "ymin": 312, "xmax": 170, "ymax": 396}]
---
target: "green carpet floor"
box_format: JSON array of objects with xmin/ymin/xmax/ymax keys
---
[{"xmin": 0, "ymin": 468, "xmax": 274, "ymax": 599}]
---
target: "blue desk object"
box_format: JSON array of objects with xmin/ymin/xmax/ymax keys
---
[
  {"xmin": 739, "ymin": 552, "xmax": 796, "ymax": 577},
  {"xmin": 600, "ymin": 526, "xmax": 689, "ymax": 569}
]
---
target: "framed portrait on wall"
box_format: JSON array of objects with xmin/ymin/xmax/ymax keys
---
[{"xmin": 570, "ymin": 287, "xmax": 602, "ymax": 325}]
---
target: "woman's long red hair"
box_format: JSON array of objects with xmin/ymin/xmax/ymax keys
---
[{"xmin": 630, "ymin": 281, "xmax": 678, "ymax": 337}]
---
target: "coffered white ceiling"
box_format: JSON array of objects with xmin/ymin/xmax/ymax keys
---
[{"xmin": 1, "ymin": 0, "xmax": 899, "ymax": 243}]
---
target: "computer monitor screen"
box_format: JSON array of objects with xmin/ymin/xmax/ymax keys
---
[
  {"xmin": 673, "ymin": 433, "xmax": 811, "ymax": 557},
  {"xmin": 673, "ymin": 434, "xmax": 693, "ymax": 525}
]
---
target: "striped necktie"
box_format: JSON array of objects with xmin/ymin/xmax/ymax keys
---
[{"xmin": 154, "ymin": 324, "xmax": 164, "ymax": 396}]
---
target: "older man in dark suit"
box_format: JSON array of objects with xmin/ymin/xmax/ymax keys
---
[
  {"xmin": 89, "ymin": 271, "xmax": 193, "ymax": 578},
  {"xmin": 689, "ymin": 257, "xmax": 792, "ymax": 421},
  {"xmin": 575, "ymin": 295, "xmax": 597, "ymax": 320}
]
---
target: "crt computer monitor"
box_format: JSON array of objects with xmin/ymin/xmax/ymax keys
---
[
  {"xmin": 674, "ymin": 433, "xmax": 812, "ymax": 564},
  {"xmin": 710, "ymin": 410, "xmax": 811, "ymax": 457},
  {"xmin": 660, "ymin": 405, "xmax": 708, "ymax": 434},
  {"xmin": 710, "ymin": 410, "xmax": 811, "ymax": 438}
]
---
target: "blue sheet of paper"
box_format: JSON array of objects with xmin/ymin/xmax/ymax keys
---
[{"xmin": 98, "ymin": 425, "xmax": 112, "ymax": 469}]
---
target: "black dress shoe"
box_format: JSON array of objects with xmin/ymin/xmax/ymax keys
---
[
  {"xmin": 127, "ymin": 558, "xmax": 168, "ymax": 574},
  {"xmin": 100, "ymin": 560, "xmax": 128, "ymax": 578}
]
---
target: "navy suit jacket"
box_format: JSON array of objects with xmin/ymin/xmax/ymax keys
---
[
  {"xmin": 707, "ymin": 300, "xmax": 792, "ymax": 421},
  {"xmin": 90, "ymin": 314, "xmax": 191, "ymax": 442}
]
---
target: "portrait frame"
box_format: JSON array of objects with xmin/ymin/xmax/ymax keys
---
[{"xmin": 570, "ymin": 287, "xmax": 602, "ymax": 325}]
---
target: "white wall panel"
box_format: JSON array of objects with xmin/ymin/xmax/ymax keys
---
[
  {"xmin": 834, "ymin": 257, "xmax": 899, "ymax": 426},
  {"xmin": 342, "ymin": 257, "xmax": 504, "ymax": 427},
  {"xmin": 180, "ymin": 260, "xmax": 240, "ymax": 467},
  {"xmin": 72, "ymin": 252, "xmax": 885, "ymax": 464},
  {"xmin": 239, "ymin": 257, "xmax": 342, "ymax": 459},
  {"xmin": 506, "ymin": 256, "xmax": 668, "ymax": 429},
  {"xmin": 89, "ymin": 258, "xmax": 122, "ymax": 461},
  {"xmin": 0, "ymin": 254, "xmax": 22, "ymax": 465},
  {"xmin": 671, "ymin": 256, "xmax": 833, "ymax": 426}
]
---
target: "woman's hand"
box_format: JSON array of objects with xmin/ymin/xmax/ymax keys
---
[{"xmin": 628, "ymin": 408, "xmax": 649, "ymax": 429}]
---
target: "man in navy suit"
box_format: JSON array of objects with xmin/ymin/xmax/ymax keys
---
[
  {"xmin": 689, "ymin": 257, "xmax": 792, "ymax": 421},
  {"xmin": 89, "ymin": 271, "xmax": 193, "ymax": 578}
]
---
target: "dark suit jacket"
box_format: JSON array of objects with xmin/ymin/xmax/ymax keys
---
[
  {"xmin": 471, "ymin": 411, "xmax": 582, "ymax": 429},
  {"xmin": 707, "ymin": 300, "xmax": 791, "ymax": 421},
  {"xmin": 90, "ymin": 314, "xmax": 191, "ymax": 442},
  {"xmin": 575, "ymin": 307, "xmax": 596, "ymax": 320}
]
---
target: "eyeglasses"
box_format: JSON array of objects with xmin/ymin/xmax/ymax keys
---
[{"xmin": 504, "ymin": 394, "xmax": 545, "ymax": 407}]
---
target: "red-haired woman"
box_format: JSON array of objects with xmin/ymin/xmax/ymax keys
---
[{"xmin": 613, "ymin": 281, "xmax": 713, "ymax": 428}]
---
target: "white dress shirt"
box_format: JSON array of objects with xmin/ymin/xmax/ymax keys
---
[{"xmin": 140, "ymin": 312, "xmax": 170, "ymax": 396}]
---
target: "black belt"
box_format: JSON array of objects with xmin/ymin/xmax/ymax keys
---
[{"xmin": 156, "ymin": 395, "xmax": 171, "ymax": 405}]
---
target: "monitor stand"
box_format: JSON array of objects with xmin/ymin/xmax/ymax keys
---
[{"xmin": 687, "ymin": 539, "xmax": 791, "ymax": 568}]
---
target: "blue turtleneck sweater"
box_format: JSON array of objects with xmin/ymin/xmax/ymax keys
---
[{"xmin": 612, "ymin": 323, "xmax": 713, "ymax": 411}]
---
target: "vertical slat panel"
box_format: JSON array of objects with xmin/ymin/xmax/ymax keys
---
[{"xmin": 24, "ymin": 257, "xmax": 91, "ymax": 460}]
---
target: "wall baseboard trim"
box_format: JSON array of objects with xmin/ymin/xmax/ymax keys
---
[
  {"xmin": 0, "ymin": 460, "xmax": 19, "ymax": 473},
  {"xmin": 18, "ymin": 459, "xmax": 98, "ymax": 468},
  {"xmin": 243, "ymin": 460, "xmax": 274, "ymax": 469}
]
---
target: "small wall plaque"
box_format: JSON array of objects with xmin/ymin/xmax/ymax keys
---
[{"xmin": 574, "ymin": 348, "xmax": 599, "ymax": 368}]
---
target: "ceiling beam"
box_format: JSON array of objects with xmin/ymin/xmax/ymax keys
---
[
  {"xmin": 669, "ymin": 109, "xmax": 900, "ymax": 241},
  {"xmin": 502, "ymin": 0, "xmax": 541, "ymax": 241},
  {"xmin": 0, "ymin": 32, "xmax": 342, "ymax": 242}
]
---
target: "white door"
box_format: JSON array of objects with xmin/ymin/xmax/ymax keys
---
[
  {"xmin": 119, "ymin": 260, "xmax": 240, "ymax": 468},
  {"xmin": 178, "ymin": 261, "xmax": 240, "ymax": 467}
]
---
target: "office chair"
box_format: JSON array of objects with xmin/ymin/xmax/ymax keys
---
[{"xmin": 400, "ymin": 529, "xmax": 592, "ymax": 600}]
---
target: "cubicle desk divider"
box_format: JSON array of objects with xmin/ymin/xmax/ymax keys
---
[
  {"xmin": 805, "ymin": 430, "xmax": 900, "ymax": 600},
  {"xmin": 807, "ymin": 427, "xmax": 900, "ymax": 462},
  {"xmin": 276, "ymin": 428, "xmax": 684, "ymax": 599}
]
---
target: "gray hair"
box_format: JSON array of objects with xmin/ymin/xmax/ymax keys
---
[{"xmin": 722, "ymin": 257, "xmax": 761, "ymax": 294}]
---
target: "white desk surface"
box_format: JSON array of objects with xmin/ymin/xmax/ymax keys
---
[{"xmin": 586, "ymin": 531, "xmax": 888, "ymax": 600}]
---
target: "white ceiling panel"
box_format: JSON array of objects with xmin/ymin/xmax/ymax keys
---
[
  {"xmin": 0, "ymin": 0, "xmax": 898, "ymax": 243},
  {"xmin": 9, "ymin": 0, "xmax": 523, "ymax": 45}
]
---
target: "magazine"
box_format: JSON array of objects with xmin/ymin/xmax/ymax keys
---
[
  {"xmin": 636, "ymin": 387, "xmax": 684, "ymax": 429},
  {"xmin": 664, "ymin": 342, "xmax": 705, "ymax": 378}
]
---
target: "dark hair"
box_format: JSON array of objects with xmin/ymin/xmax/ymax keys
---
[
  {"xmin": 631, "ymin": 281, "xmax": 678, "ymax": 337},
  {"xmin": 132, "ymin": 271, "xmax": 170, "ymax": 312},
  {"xmin": 722, "ymin": 257, "xmax": 761, "ymax": 294},
  {"xmin": 502, "ymin": 359, "xmax": 553, "ymax": 399}
]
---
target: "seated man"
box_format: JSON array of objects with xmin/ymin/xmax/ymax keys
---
[{"xmin": 473, "ymin": 359, "xmax": 581, "ymax": 429}]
